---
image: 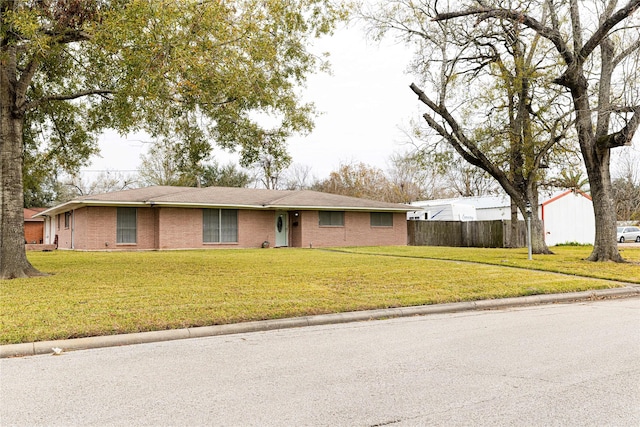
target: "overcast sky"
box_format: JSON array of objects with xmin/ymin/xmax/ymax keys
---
[
  {"xmin": 86, "ymin": 23, "xmax": 422, "ymax": 182},
  {"xmin": 85, "ymin": 21, "xmax": 638, "ymax": 184}
]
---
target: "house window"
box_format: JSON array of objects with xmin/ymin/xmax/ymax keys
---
[
  {"xmin": 319, "ymin": 211, "xmax": 344, "ymax": 227},
  {"xmin": 203, "ymin": 209, "xmax": 238, "ymax": 243},
  {"xmin": 371, "ymin": 212, "xmax": 393, "ymax": 227},
  {"xmin": 64, "ymin": 212, "xmax": 71, "ymax": 229},
  {"xmin": 117, "ymin": 207, "xmax": 137, "ymax": 244}
]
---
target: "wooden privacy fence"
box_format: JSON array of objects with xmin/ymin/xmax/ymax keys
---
[{"xmin": 408, "ymin": 220, "xmax": 531, "ymax": 248}]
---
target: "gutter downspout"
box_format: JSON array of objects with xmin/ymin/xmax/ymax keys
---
[
  {"xmin": 45, "ymin": 215, "xmax": 51, "ymax": 244},
  {"xmin": 71, "ymin": 209, "xmax": 75, "ymax": 249}
]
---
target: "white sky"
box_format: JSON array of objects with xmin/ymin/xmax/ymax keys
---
[
  {"xmin": 85, "ymin": 22, "xmax": 639, "ymax": 183},
  {"xmin": 86, "ymin": 24, "xmax": 422, "ymax": 181}
]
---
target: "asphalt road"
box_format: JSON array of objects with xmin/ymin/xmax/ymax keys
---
[{"xmin": 2, "ymin": 297, "xmax": 639, "ymax": 426}]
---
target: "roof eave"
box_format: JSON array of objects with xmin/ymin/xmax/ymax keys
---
[
  {"xmin": 35, "ymin": 200, "xmax": 415, "ymax": 216},
  {"xmin": 268, "ymin": 204, "xmax": 415, "ymax": 212},
  {"xmin": 34, "ymin": 200, "xmax": 148, "ymax": 217},
  {"xmin": 150, "ymin": 202, "xmax": 266, "ymax": 209}
]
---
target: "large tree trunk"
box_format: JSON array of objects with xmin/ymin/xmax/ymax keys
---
[
  {"xmin": 0, "ymin": 78, "xmax": 44, "ymax": 279},
  {"xmin": 528, "ymin": 185, "xmax": 551, "ymax": 255},
  {"xmin": 584, "ymin": 146, "xmax": 623, "ymax": 262},
  {"xmin": 523, "ymin": 204, "xmax": 550, "ymax": 255},
  {"xmin": 509, "ymin": 200, "xmax": 519, "ymax": 248},
  {"xmin": 509, "ymin": 199, "xmax": 548, "ymax": 253},
  {"xmin": 426, "ymin": 1, "xmax": 637, "ymax": 262},
  {"xmin": 568, "ymin": 70, "xmax": 624, "ymax": 263},
  {"xmin": 530, "ymin": 217, "xmax": 548, "ymax": 254}
]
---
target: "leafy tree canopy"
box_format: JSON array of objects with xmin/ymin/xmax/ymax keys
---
[
  {"xmin": 0, "ymin": 0, "xmax": 347, "ymax": 278},
  {"xmin": 8, "ymin": 0, "xmax": 347, "ymax": 172}
]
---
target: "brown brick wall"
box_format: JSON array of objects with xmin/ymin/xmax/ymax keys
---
[
  {"xmin": 55, "ymin": 212, "xmax": 73, "ymax": 249},
  {"xmin": 24, "ymin": 221, "xmax": 44, "ymax": 244},
  {"xmin": 86, "ymin": 206, "xmax": 116, "ymax": 249},
  {"xmin": 157, "ymin": 208, "xmax": 276, "ymax": 249},
  {"xmin": 298, "ymin": 211, "xmax": 407, "ymax": 248},
  {"xmin": 136, "ymin": 208, "xmax": 157, "ymax": 249},
  {"xmin": 73, "ymin": 208, "xmax": 88, "ymax": 249},
  {"xmin": 158, "ymin": 208, "xmax": 201, "ymax": 249},
  {"xmin": 239, "ymin": 210, "xmax": 276, "ymax": 248},
  {"xmin": 290, "ymin": 211, "xmax": 302, "ymax": 247},
  {"xmin": 55, "ymin": 207, "xmax": 158, "ymax": 250},
  {"xmin": 81, "ymin": 206, "xmax": 159, "ymax": 250},
  {"xmin": 55, "ymin": 206, "xmax": 407, "ymax": 250}
]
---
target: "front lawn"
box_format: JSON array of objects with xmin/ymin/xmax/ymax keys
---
[
  {"xmin": 1, "ymin": 246, "xmax": 637, "ymax": 344},
  {"xmin": 338, "ymin": 245, "xmax": 640, "ymax": 283}
]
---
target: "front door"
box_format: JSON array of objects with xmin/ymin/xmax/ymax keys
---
[{"xmin": 275, "ymin": 211, "xmax": 289, "ymax": 247}]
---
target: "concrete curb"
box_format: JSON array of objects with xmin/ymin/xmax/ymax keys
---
[{"xmin": 3, "ymin": 286, "xmax": 639, "ymax": 359}]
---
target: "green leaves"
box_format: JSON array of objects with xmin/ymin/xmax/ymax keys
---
[
  {"xmin": 2, "ymin": 0, "xmax": 348, "ymax": 219},
  {"xmin": 87, "ymin": 0, "xmax": 342, "ymax": 147},
  {"xmin": 5, "ymin": 0, "xmax": 347, "ymax": 185}
]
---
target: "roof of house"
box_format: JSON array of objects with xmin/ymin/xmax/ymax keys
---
[
  {"xmin": 24, "ymin": 207, "xmax": 46, "ymax": 222},
  {"xmin": 411, "ymin": 190, "xmax": 592, "ymax": 210},
  {"xmin": 37, "ymin": 186, "xmax": 414, "ymax": 217}
]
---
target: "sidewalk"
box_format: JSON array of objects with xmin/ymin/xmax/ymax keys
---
[{"xmin": 3, "ymin": 286, "xmax": 639, "ymax": 358}]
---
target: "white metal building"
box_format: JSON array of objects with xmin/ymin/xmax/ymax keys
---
[
  {"xmin": 409, "ymin": 190, "xmax": 595, "ymax": 246},
  {"xmin": 407, "ymin": 202, "xmax": 477, "ymax": 221}
]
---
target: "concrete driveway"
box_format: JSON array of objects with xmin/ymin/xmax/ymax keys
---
[{"xmin": 2, "ymin": 297, "xmax": 639, "ymax": 426}]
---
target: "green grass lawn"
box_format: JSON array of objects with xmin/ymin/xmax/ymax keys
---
[
  {"xmin": 337, "ymin": 245, "xmax": 640, "ymax": 282},
  {"xmin": 1, "ymin": 246, "xmax": 638, "ymax": 345}
]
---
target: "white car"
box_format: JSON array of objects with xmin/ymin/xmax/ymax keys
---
[{"xmin": 617, "ymin": 226, "xmax": 640, "ymax": 243}]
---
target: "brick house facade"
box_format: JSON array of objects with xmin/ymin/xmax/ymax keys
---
[
  {"xmin": 38, "ymin": 186, "xmax": 411, "ymax": 250},
  {"xmin": 24, "ymin": 208, "xmax": 45, "ymax": 244}
]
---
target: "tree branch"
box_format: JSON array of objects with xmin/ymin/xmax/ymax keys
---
[
  {"xmin": 22, "ymin": 89, "xmax": 113, "ymax": 112},
  {"xmin": 42, "ymin": 29, "xmax": 92, "ymax": 44},
  {"xmin": 596, "ymin": 106, "xmax": 640, "ymax": 148},
  {"xmin": 433, "ymin": 7, "xmax": 574, "ymax": 66},
  {"xmin": 409, "ymin": 82, "xmax": 509, "ymax": 183},
  {"xmin": 533, "ymin": 117, "xmax": 571, "ymax": 171},
  {"xmin": 14, "ymin": 58, "xmax": 41, "ymax": 113},
  {"xmin": 569, "ymin": 0, "xmax": 583, "ymax": 53},
  {"xmin": 580, "ymin": 0, "xmax": 640, "ymax": 60},
  {"xmin": 545, "ymin": 0, "xmax": 561, "ymax": 35},
  {"xmin": 613, "ymin": 37, "xmax": 640, "ymax": 67}
]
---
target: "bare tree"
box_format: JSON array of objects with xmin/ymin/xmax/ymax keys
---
[
  {"xmin": 138, "ymin": 142, "xmax": 186, "ymax": 187},
  {"xmin": 387, "ymin": 150, "xmax": 488, "ymax": 201},
  {"xmin": 362, "ymin": 0, "xmax": 572, "ymax": 253},
  {"xmin": 57, "ymin": 172, "xmax": 137, "ymax": 203},
  {"xmin": 444, "ymin": 162, "xmax": 499, "ymax": 198},
  {"xmin": 314, "ymin": 161, "xmax": 410, "ymax": 202},
  {"xmin": 387, "ymin": 151, "xmax": 445, "ymax": 202},
  {"xmin": 282, "ymin": 163, "xmax": 316, "ymax": 190},
  {"xmin": 431, "ymin": 0, "xmax": 640, "ymax": 261}
]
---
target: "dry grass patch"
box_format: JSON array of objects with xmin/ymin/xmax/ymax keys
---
[{"xmin": 0, "ymin": 248, "xmax": 632, "ymax": 344}]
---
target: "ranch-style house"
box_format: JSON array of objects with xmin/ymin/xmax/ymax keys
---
[{"xmin": 36, "ymin": 186, "xmax": 413, "ymax": 250}]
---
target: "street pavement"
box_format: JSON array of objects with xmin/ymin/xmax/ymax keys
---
[{"xmin": 1, "ymin": 297, "xmax": 639, "ymax": 426}]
